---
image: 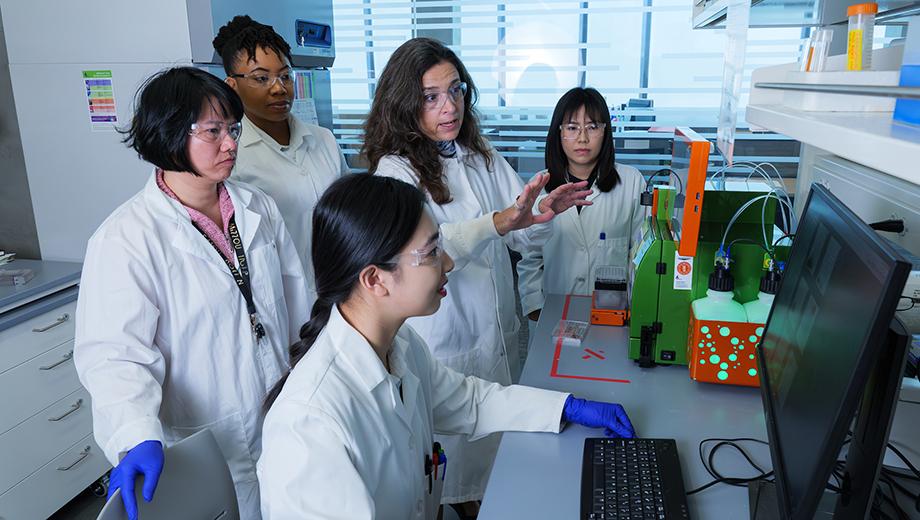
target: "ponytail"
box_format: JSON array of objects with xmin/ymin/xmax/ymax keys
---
[
  {"xmin": 262, "ymin": 298, "xmax": 333, "ymax": 412},
  {"xmin": 261, "ymin": 174, "xmax": 427, "ymax": 414}
]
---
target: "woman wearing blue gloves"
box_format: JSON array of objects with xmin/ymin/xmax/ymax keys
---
[
  {"xmin": 257, "ymin": 174, "xmax": 634, "ymax": 519},
  {"xmin": 74, "ymin": 67, "xmax": 310, "ymax": 520}
]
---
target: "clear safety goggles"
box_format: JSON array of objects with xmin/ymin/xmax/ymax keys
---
[
  {"xmin": 560, "ymin": 122, "xmax": 605, "ymax": 140},
  {"xmin": 189, "ymin": 121, "xmax": 242, "ymax": 143},
  {"xmin": 423, "ymin": 82, "xmax": 468, "ymax": 112},
  {"xmin": 229, "ymin": 70, "xmax": 295, "ymax": 90},
  {"xmin": 384, "ymin": 236, "xmax": 444, "ymax": 267}
]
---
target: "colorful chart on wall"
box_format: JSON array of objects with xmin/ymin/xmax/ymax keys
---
[{"xmin": 83, "ymin": 70, "xmax": 117, "ymax": 132}]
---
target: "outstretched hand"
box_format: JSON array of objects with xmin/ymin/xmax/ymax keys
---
[{"xmin": 493, "ymin": 173, "xmax": 593, "ymax": 235}]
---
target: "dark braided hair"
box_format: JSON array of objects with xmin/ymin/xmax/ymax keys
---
[
  {"xmin": 212, "ymin": 15, "xmax": 293, "ymax": 75},
  {"xmin": 263, "ymin": 174, "xmax": 427, "ymax": 412}
]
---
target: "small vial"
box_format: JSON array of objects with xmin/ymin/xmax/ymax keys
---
[
  {"xmin": 847, "ymin": 2, "xmax": 878, "ymax": 71},
  {"xmin": 802, "ymin": 29, "xmax": 834, "ymax": 72}
]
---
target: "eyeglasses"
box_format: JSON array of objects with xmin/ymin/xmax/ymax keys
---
[
  {"xmin": 189, "ymin": 121, "xmax": 242, "ymax": 143},
  {"xmin": 229, "ymin": 70, "xmax": 295, "ymax": 90},
  {"xmin": 383, "ymin": 236, "xmax": 444, "ymax": 267},
  {"xmin": 560, "ymin": 122, "xmax": 606, "ymax": 140},
  {"xmin": 423, "ymin": 82, "xmax": 468, "ymax": 112}
]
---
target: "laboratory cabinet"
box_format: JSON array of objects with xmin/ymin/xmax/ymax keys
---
[{"xmin": 0, "ymin": 260, "xmax": 108, "ymax": 520}]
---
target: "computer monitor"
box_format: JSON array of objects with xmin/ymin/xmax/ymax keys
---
[{"xmin": 754, "ymin": 184, "xmax": 911, "ymax": 519}]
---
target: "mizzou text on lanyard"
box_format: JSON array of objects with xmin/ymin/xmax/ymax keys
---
[{"xmin": 194, "ymin": 215, "xmax": 266, "ymax": 342}]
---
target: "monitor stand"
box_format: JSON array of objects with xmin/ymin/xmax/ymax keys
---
[{"xmin": 747, "ymin": 481, "xmax": 836, "ymax": 519}]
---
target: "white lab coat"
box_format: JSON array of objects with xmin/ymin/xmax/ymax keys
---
[
  {"xmin": 374, "ymin": 144, "xmax": 549, "ymax": 502},
  {"xmin": 233, "ymin": 114, "xmax": 349, "ymax": 303},
  {"xmin": 518, "ymin": 164, "xmax": 647, "ymax": 316},
  {"xmin": 74, "ymin": 173, "xmax": 310, "ymax": 520},
  {"xmin": 258, "ymin": 305, "xmax": 569, "ymax": 520}
]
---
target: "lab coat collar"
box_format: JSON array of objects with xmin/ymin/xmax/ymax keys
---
[
  {"xmin": 143, "ymin": 171, "xmax": 261, "ymax": 266},
  {"xmin": 585, "ymin": 185, "xmax": 602, "ymax": 203},
  {"xmin": 325, "ymin": 305, "xmax": 392, "ymax": 393},
  {"xmin": 325, "ymin": 306, "xmax": 421, "ymax": 429},
  {"xmin": 387, "ymin": 333, "xmax": 421, "ymax": 429},
  {"xmin": 239, "ymin": 114, "xmax": 315, "ymax": 151}
]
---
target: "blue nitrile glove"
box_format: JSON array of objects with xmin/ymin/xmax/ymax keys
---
[
  {"xmin": 107, "ymin": 440, "xmax": 164, "ymax": 520},
  {"xmin": 563, "ymin": 395, "xmax": 636, "ymax": 438}
]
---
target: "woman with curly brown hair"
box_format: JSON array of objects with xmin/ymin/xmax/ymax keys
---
[{"xmin": 362, "ymin": 37, "xmax": 591, "ymax": 516}]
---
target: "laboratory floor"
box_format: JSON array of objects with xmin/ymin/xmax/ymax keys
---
[{"xmin": 49, "ymin": 486, "xmax": 106, "ymax": 520}]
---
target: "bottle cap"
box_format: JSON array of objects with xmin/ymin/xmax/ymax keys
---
[
  {"xmin": 708, "ymin": 263, "xmax": 735, "ymax": 292},
  {"xmin": 759, "ymin": 269, "xmax": 783, "ymax": 294},
  {"xmin": 847, "ymin": 2, "xmax": 878, "ymax": 16}
]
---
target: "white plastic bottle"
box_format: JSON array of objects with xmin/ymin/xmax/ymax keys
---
[
  {"xmin": 744, "ymin": 270, "xmax": 782, "ymax": 324},
  {"xmin": 691, "ymin": 264, "xmax": 747, "ymax": 322}
]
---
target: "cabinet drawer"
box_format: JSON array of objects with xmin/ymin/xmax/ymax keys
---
[
  {"xmin": 0, "ymin": 342, "xmax": 81, "ymax": 435},
  {"xmin": 0, "ymin": 301, "xmax": 77, "ymax": 374},
  {"xmin": 0, "ymin": 434, "xmax": 109, "ymax": 520},
  {"xmin": 0, "ymin": 387, "xmax": 94, "ymax": 495}
]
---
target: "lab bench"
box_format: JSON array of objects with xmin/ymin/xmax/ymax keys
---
[
  {"xmin": 0, "ymin": 260, "xmax": 109, "ymax": 520},
  {"xmin": 479, "ymin": 294, "xmax": 920, "ymax": 519}
]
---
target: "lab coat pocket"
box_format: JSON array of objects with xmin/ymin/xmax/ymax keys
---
[
  {"xmin": 426, "ymin": 474, "xmax": 445, "ymax": 519},
  {"xmin": 248, "ymin": 242, "xmax": 285, "ymax": 309},
  {"xmin": 167, "ymin": 412, "xmax": 257, "ymax": 485}
]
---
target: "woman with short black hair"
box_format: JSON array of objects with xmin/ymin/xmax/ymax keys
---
[{"xmin": 74, "ymin": 66, "xmax": 309, "ymax": 520}]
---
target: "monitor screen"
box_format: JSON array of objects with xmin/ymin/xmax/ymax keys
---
[{"xmin": 757, "ymin": 185, "xmax": 909, "ymax": 518}]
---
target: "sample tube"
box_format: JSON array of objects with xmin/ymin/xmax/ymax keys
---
[{"xmin": 847, "ymin": 2, "xmax": 878, "ymax": 71}]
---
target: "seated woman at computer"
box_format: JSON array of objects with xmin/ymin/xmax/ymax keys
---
[
  {"xmin": 518, "ymin": 87, "xmax": 646, "ymax": 324},
  {"xmin": 257, "ymin": 174, "xmax": 635, "ymax": 519}
]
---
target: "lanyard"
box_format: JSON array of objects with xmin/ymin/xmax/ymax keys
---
[{"xmin": 193, "ymin": 215, "xmax": 266, "ymax": 342}]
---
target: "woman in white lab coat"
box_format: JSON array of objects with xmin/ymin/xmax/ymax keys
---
[
  {"xmin": 362, "ymin": 37, "xmax": 592, "ymax": 514},
  {"xmin": 257, "ymin": 173, "xmax": 635, "ymax": 520},
  {"xmin": 74, "ymin": 67, "xmax": 309, "ymax": 520},
  {"xmin": 213, "ymin": 16, "xmax": 349, "ymax": 302},
  {"xmin": 519, "ymin": 87, "xmax": 646, "ymax": 323}
]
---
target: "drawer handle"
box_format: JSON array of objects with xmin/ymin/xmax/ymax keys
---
[
  {"xmin": 48, "ymin": 398, "xmax": 84, "ymax": 422},
  {"xmin": 57, "ymin": 445, "xmax": 91, "ymax": 471},
  {"xmin": 39, "ymin": 350, "xmax": 74, "ymax": 371},
  {"xmin": 32, "ymin": 313, "xmax": 71, "ymax": 333}
]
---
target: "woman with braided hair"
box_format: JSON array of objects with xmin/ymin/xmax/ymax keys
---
[{"xmin": 257, "ymin": 174, "xmax": 635, "ymax": 519}]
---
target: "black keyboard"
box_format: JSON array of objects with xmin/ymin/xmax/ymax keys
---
[{"xmin": 581, "ymin": 438, "xmax": 691, "ymax": 520}]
